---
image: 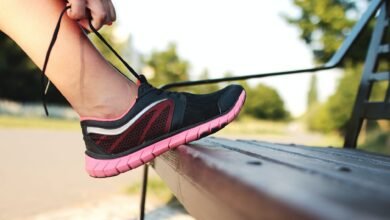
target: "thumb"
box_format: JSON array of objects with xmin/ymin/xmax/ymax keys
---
[{"xmin": 78, "ymin": 19, "xmax": 92, "ymax": 33}]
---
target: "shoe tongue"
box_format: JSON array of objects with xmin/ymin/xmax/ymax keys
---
[
  {"xmin": 137, "ymin": 80, "xmax": 155, "ymax": 97},
  {"xmin": 137, "ymin": 75, "xmax": 148, "ymax": 85},
  {"xmin": 136, "ymin": 75, "xmax": 151, "ymax": 95}
]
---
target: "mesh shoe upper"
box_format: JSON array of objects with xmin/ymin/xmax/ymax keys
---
[
  {"xmin": 87, "ymin": 99, "xmax": 174, "ymax": 155},
  {"xmin": 81, "ymin": 76, "xmax": 244, "ymax": 158},
  {"xmin": 181, "ymin": 84, "xmax": 244, "ymax": 127}
]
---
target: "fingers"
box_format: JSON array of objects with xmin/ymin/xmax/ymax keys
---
[
  {"xmin": 89, "ymin": 0, "xmax": 106, "ymax": 30},
  {"xmin": 67, "ymin": 0, "xmax": 117, "ymax": 32},
  {"xmin": 67, "ymin": 0, "xmax": 87, "ymax": 20},
  {"xmin": 89, "ymin": 0, "xmax": 116, "ymax": 30},
  {"xmin": 107, "ymin": 0, "xmax": 116, "ymax": 24},
  {"xmin": 77, "ymin": 19, "xmax": 91, "ymax": 33}
]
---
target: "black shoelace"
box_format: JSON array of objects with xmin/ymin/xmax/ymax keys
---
[
  {"xmin": 42, "ymin": 8, "xmax": 152, "ymax": 219},
  {"xmin": 41, "ymin": 6, "xmax": 144, "ymax": 116}
]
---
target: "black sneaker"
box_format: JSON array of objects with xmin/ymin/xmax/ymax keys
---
[
  {"xmin": 41, "ymin": 7, "xmax": 246, "ymax": 178},
  {"xmin": 82, "ymin": 76, "xmax": 246, "ymax": 177}
]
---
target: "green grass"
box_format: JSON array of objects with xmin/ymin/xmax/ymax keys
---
[
  {"xmin": 310, "ymin": 134, "xmax": 343, "ymax": 147},
  {"xmin": 218, "ymin": 116, "xmax": 288, "ymax": 136},
  {"xmin": 361, "ymin": 130, "xmax": 390, "ymax": 155},
  {"xmin": 0, "ymin": 115, "xmax": 79, "ymax": 130},
  {"xmin": 126, "ymin": 177, "xmax": 173, "ymax": 203}
]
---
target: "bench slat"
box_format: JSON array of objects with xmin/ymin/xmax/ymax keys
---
[
  {"xmin": 239, "ymin": 140, "xmax": 390, "ymax": 170},
  {"xmin": 153, "ymin": 137, "xmax": 390, "ymax": 220}
]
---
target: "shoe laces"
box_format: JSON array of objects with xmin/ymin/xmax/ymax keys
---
[
  {"xmin": 41, "ymin": 6, "xmax": 145, "ymax": 116},
  {"xmin": 138, "ymin": 80, "xmax": 181, "ymax": 100}
]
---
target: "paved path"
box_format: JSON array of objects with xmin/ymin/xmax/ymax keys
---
[
  {"xmin": 0, "ymin": 129, "xmax": 144, "ymax": 220},
  {"xmin": 31, "ymin": 195, "xmax": 194, "ymax": 220}
]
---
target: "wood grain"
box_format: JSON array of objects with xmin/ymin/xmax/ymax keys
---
[{"xmin": 153, "ymin": 137, "xmax": 390, "ymax": 220}]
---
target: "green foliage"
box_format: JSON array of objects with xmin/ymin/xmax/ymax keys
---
[
  {"xmin": 361, "ymin": 129, "xmax": 390, "ymax": 155},
  {"xmin": 306, "ymin": 103, "xmax": 333, "ymax": 133},
  {"xmin": 219, "ymin": 74, "xmax": 290, "ymax": 121},
  {"xmin": 307, "ymin": 74, "xmax": 318, "ymax": 108},
  {"xmin": 144, "ymin": 43, "xmax": 189, "ymax": 87},
  {"xmin": 0, "ymin": 25, "xmax": 131, "ymax": 105},
  {"xmin": 326, "ymin": 64, "xmax": 361, "ymax": 132},
  {"xmin": 190, "ymin": 69, "xmax": 221, "ymax": 94},
  {"xmin": 244, "ymin": 83, "xmax": 290, "ymax": 121},
  {"xmin": 0, "ymin": 32, "xmax": 38, "ymax": 100},
  {"xmin": 287, "ymin": 0, "xmax": 387, "ymax": 133},
  {"xmin": 0, "ymin": 32, "xmax": 67, "ymax": 104},
  {"xmin": 307, "ymin": 63, "xmax": 362, "ymax": 133},
  {"xmin": 286, "ymin": 0, "xmax": 370, "ymax": 63}
]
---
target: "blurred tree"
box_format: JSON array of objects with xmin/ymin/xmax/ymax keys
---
[
  {"xmin": 145, "ymin": 43, "xmax": 189, "ymax": 87},
  {"xmin": 287, "ymin": 0, "xmax": 387, "ymax": 133},
  {"xmin": 236, "ymin": 80, "xmax": 252, "ymax": 117},
  {"xmin": 0, "ymin": 32, "xmax": 67, "ymax": 104},
  {"xmin": 307, "ymin": 74, "xmax": 318, "ymax": 109},
  {"xmin": 245, "ymin": 83, "xmax": 290, "ymax": 120},
  {"xmin": 190, "ymin": 69, "xmax": 220, "ymax": 94},
  {"xmin": 217, "ymin": 72, "xmax": 290, "ymax": 120},
  {"xmin": 307, "ymin": 63, "xmax": 362, "ymax": 132},
  {"xmin": 0, "ymin": 25, "xmax": 131, "ymax": 105},
  {"xmin": 325, "ymin": 63, "xmax": 362, "ymax": 132},
  {"xmin": 286, "ymin": 0, "xmax": 370, "ymax": 64}
]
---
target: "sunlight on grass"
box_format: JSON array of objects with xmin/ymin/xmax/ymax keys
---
[
  {"xmin": 0, "ymin": 115, "xmax": 79, "ymax": 130},
  {"xmin": 310, "ymin": 134, "xmax": 343, "ymax": 147},
  {"xmin": 361, "ymin": 130, "xmax": 390, "ymax": 155},
  {"xmin": 125, "ymin": 177, "xmax": 173, "ymax": 203},
  {"xmin": 216, "ymin": 116, "xmax": 344, "ymax": 147},
  {"xmin": 218, "ymin": 116, "xmax": 287, "ymax": 136}
]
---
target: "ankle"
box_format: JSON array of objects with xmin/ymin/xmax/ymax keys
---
[{"xmin": 78, "ymin": 82, "xmax": 138, "ymax": 120}]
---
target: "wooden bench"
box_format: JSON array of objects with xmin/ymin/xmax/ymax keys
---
[
  {"xmin": 140, "ymin": 0, "xmax": 390, "ymax": 219},
  {"xmin": 153, "ymin": 138, "xmax": 390, "ymax": 220}
]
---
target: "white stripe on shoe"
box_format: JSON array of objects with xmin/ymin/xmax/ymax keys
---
[{"xmin": 86, "ymin": 99, "xmax": 167, "ymax": 135}]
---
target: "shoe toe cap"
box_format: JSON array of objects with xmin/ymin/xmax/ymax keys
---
[{"xmin": 218, "ymin": 85, "xmax": 244, "ymax": 113}]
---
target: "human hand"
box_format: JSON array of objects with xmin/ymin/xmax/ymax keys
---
[{"xmin": 66, "ymin": 0, "xmax": 116, "ymax": 31}]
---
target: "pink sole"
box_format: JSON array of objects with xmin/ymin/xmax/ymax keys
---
[{"xmin": 85, "ymin": 91, "xmax": 246, "ymax": 178}]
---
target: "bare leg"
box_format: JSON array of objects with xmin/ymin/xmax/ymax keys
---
[{"xmin": 0, "ymin": 0, "xmax": 138, "ymax": 119}]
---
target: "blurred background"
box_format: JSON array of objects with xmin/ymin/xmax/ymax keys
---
[{"xmin": 1, "ymin": 0, "xmax": 389, "ymax": 219}]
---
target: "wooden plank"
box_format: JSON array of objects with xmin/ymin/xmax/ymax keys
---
[
  {"xmin": 153, "ymin": 137, "xmax": 390, "ymax": 220},
  {"xmin": 212, "ymin": 138, "xmax": 390, "ymax": 194},
  {"xmin": 276, "ymin": 140, "xmax": 390, "ymax": 163},
  {"xmin": 153, "ymin": 144, "xmax": 316, "ymax": 220},
  {"xmin": 238, "ymin": 140, "xmax": 390, "ymax": 171}
]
